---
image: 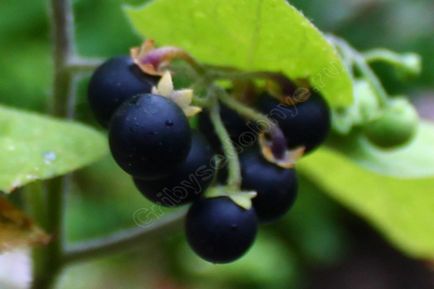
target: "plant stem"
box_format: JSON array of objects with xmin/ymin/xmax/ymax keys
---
[
  {"xmin": 25, "ymin": 183, "xmax": 54, "ymax": 289},
  {"xmin": 353, "ymin": 53, "xmax": 389, "ymax": 107},
  {"xmin": 30, "ymin": 181, "xmax": 69, "ymax": 289},
  {"xmin": 363, "ymin": 49, "xmax": 421, "ymax": 75},
  {"xmin": 364, "ymin": 49, "xmax": 412, "ymax": 65},
  {"xmin": 191, "ymin": 96, "xmax": 211, "ymax": 108},
  {"xmin": 63, "ymin": 209, "xmax": 186, "ymax": 264},
  {"xmin": 328, "ymin": 36, "xmax": 390, "ymax": 107},
  {"xmin": 208, "ymin": 91, "xmax": 242, "ymax": 190},
  {"xmin": 50, "ymin": 0, "xmax": 75, "ymax": 117},
  {"xmin": 31, "ymin": 0, "xmax": 75, "ymax": 288},
  {"xmin": 217, "ymin": 88, "xmax": 274, "ymax": 128}
]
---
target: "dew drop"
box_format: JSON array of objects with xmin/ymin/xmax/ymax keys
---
[
  {"xmin": 25, "ymin": 174, "xmax": 37, "ymax": 181},
  {"xmin": 130, "ymin": 95, "xmax": 141, "ymax": 105},
  {"xmin": 43, "ymin": 151, "xmax": 57, "ymax": 164},
  {"xmin": 165, "ymin": 120, "xmax": 174, "ymax": 127}
]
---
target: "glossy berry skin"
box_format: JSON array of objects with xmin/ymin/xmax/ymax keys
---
[
  {"xmin": 199, "ymin": 103, "xmax": 254, "ymax": 150},
  {"xmin": 133, "ymin": 132, "xmax": 216, "ymax": 207},
  {"xmin": 259, "ymin": 92, "xmax": 331, "ymax": 153},
  {"xmin": 109, "ymin": 93, "xmax": 191, "ymax": 180},
  {"xmin": 88, "ymin": 56, "xmax": 158, "ymax": 127},
  {"xmin": 186, "ymin": 197, "xmax": 258, "ymax": 263},
  {"xmin": 240, "ymin": 149, "xmax": 298, "ymax": 223}
]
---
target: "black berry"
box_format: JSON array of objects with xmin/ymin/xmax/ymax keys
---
[
  {"xmin": 259, "ymin": 92, "xmax": 331, "ymax": 153},
  {"xmin": 133, "ymin": 131, "xmax": 216, "ymax": 207},
  {"xmin": 88, "ymin": 56, "xmax": 158, "ymax": 127},
  {"xmin": 186, "ymin": 197, "xmax": 257, "ymax": 263},
  {"xmin": 240, "ymin": 149, "xmax": 298, "ymax": 223},
  {"xmin": 109, "ymin": 93, "xmax": 191, "ymax": 180}
]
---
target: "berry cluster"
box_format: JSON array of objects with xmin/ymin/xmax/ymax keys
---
[
  {"xmin": 198, "ymin": 88, "xmax": 330, "ymax": 218},
  {"xmin": 88, "ymin": 43, "xmax": 331, "ymax": 264},
  {"xmin": 88, "ymin": 55, "xmax": 214, "ymax": 202}
]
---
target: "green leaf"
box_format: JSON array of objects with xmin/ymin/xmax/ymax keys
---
[
  {"xmin": 0, "ymin": 105, "xmax": 108, "ymax": 193},
  {"xmin": 331, "ymin": 121, "xmax": 434, "ymax": 178},
  {"xmin": 0, "ymin": 0, "xmax": 51, "ymax": 112},
  {"xmin": 124, "ymin": 0, "xmax": 353, "ymax": 107},
  {"xmin": 0, "ymin": 42, "xmax": 51, "ymax": 111},
  {"xmin": 298, "ymin": 148, "xmax": 434, "ymax": 259}
]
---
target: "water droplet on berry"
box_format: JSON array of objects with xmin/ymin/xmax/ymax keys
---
[
  {"xmin": 230, "ymin": 224, "xmax": 238, "ymax": 231},
  {"xmin": 165, "ymin": 120, "xmax": 174, "ymax": 127},
  {"xmin": 130, "ymin": 96, "xmax": 141, "ymax": 105}
]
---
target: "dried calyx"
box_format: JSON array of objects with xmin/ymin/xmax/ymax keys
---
[{"xmin": 130, "ymin": 39, "xmax": 201, "ymax": 76}]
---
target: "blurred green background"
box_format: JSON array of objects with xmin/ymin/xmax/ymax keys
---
[{"xmin": 0, "ymin": 0, "xmax": 433, "ymax": 288}]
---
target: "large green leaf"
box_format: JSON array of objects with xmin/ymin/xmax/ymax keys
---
[
  {"xmin": 332, "ymin": 121, "xmax": 434, "ymax": 178},
  {"xmin": 0, "ymin": 105, "xmax": 107, "ymax": 193},
  {"xmin": 124, "ymin": 0, "xmax": 353, "ymax": 107},
  {"xmin": 299, "ymin": 148, "xmax": 434, "ymax": 259}
]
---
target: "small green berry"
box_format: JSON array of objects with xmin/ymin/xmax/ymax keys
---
[{"xmin": 364, "ymin": 98, "xmax": 419, "ymax": 149}]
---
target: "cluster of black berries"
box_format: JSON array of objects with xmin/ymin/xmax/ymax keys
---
[
  {"xmin": 88, "ymin": 54, "xmax": 331, "ymax": 264},
  {"xmin": 88, "ymin": 56, "xmax": 216, "ymax": 204}
]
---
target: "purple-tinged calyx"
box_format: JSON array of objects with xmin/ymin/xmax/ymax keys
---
[{"xmin": 259, "ymin": 125, "xmax": 304, "ymax": 169}]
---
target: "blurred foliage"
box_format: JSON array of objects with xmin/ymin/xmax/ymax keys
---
[
  {"xmin": 282, "ymin": 175, "xmax": 350, "ymax": 266},
  {"xmin": 176, "ymin": 232, "xmax": 299, "ymax": 289},
  {"xmin": 291, "ymin": 0, "xmax": 434, "ymax": 91},
  {"xmin": 299, "ymin": 148, "xmax": 434, "ymax": 259},
  {"xmin": 73, "ymin": 0, "xmax": 141, "ymax": 57},
  {"xmin": 58, "ymin": 250, "xmax": 164, "ymax": 289},
  {"xmin": 0, "ymin": 0, "xmax": 51, "ymax": 111},
  {"xmin": 66, "ymin": 156, "xmax": 170, "ymax": 242},
  {"xmin": 0, "ymin": 0, "xmax": 433, "ymax": 288}
]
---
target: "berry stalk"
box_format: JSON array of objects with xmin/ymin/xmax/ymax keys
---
[
  {"xmin": 328, "ymin": 36, "xmax": 390, "ymax": 107},
  {"xmin": 216, "ymin": 87, "xmax": 298, "ymax": 166},
  {"xmin": 216, "ymin": 87, "xmax": 274, "ymax": 128},
  {"xmin": 209, "ymin": 93, "xmax": 242, "ymax": 191}
]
